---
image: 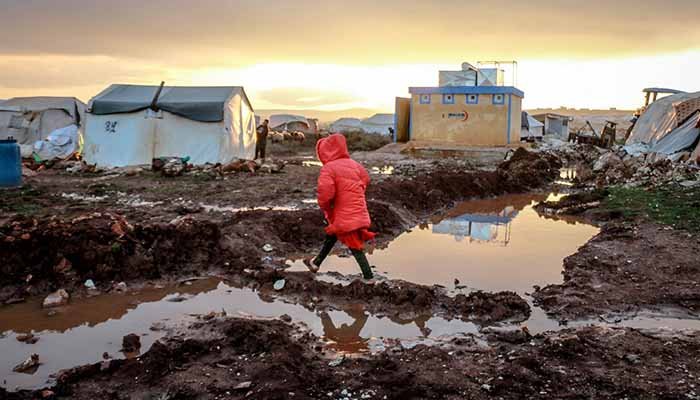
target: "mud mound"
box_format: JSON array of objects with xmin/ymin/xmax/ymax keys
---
[
  {"xmin": 222, "ymin": 201, "xmax": 411, "ymax": 259},
  {"xmin": 35, "ymin": 318, "xmax": 700, "ymax": 400},
  {"xmin": 242, "ymin": 270, "xmax": 530, "ymax": 324},
  {"xmin": 534, "ymin": 189, "xmax": 609, "ymax": 217},
  {"xmin": 0, "ymin": 214, "xmax": 230, "ymax": 304},
  {"xmin": 533, "ymin": 221, "xmax": 700, "ymax": 319},
  {"xmin": 498, "ymin": 148, "xmax": 563, "ymax": 191},
  {"xmin": 368, "ymin": 149, "xmax": 561, "ymax": 212}
]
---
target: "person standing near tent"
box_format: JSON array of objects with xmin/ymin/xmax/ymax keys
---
[
  {"xmin": 304, "ymin": 133, "xmax": 375, "ymax": 280},
  {"xmin": 255, "ymin": 119, "xmax": 269, "ymax": 161}
]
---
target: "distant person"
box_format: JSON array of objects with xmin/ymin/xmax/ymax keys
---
[
  {"xmin": 304, "ymin": 133, "xmax": 375, "ymax": 280},
  {"xmin": 255, "ymin": 119, "xmax": 269, "ymax": 161}
]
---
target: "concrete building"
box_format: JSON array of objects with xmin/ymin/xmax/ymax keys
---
[{"xmin": 394, "ymin": 63, "xmax": 524, "ymax": 146}]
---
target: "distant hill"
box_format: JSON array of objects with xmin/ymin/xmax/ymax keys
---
[
  {"xmin": 256, "ymin": 108, "xmax": 380, "ymax": 123},
  {"xmin": 525, "ymin": 107, "xmax": 634, "ymax": 117}
]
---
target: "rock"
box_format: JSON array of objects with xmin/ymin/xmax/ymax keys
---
[
  {"xmin": 13, "ymin": 354, "xmax": 40, "ymax": 373},
  {"xmin": 84, "ymin": 279, "xmax": 96, "ymax": 290},
  {"xmin": 593, "ymin": 152, "xmax": 623, "ymax": 172},
  {"xmin": 16, "ymin": 333, "xmax": 39, "ymax": 344},
  {"xmin": 53, "ymin": 258, "xmax": 72, "ymax": 274},
  {"xmin": 624, "ymin": 353, "xmax": 641, "ymax": 364},
  {"xmin": 262, "ymin": 244, "xmax": 274, "ymax": 252},
  {"xmin": 279, "ymin": 314, "xmax": 292, "ymax": 323},
  {"xmin": 42, "ymin": 289, "xmax": 69, "ymax": 308},
  {"xmin": 122, "ymin": 333, "xmax": 141, "ymax": 353},
  {"xmin": 273, "ymin": 279, "xmax": 286, "ymax": 291},
  {"xmin": 113, "ymin": 282, "xmax": 127, "ymax": 292},
  {"xmin": 233, "ymin": 381, "xmax": 252, "ymax": 390}
]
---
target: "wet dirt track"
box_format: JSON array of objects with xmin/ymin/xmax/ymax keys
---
[{"xmin": 4, "ymin": 147, "xmax": 700, "ymax": 398}]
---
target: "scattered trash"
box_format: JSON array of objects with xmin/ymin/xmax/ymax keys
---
[
  {"xmin": 152, "ymin": 156, "xmax": 191, "ymax": 177},
  {"xmin": 262, "ymin": 244, "xmax": 274, "ymax": 252},
  {"xmin": 40, "ymin": 389, "xmax": 55, "ymax": 398},
  {"xmin": 42, "ymin": 289, "xmax": 69, "ymax": 308},
  {"xmin": 13, "ymin": 354, "xmax": 40, "ymax": 374},
  {"xmin": 84, "ymin": 279, "xmax": 96, "ymax": 290},
  {"xmin": 113, "ymin": 282, "xmax": 128, "ymax": 293},
  {"xmin": 233, "ymin": 381, "xmax": 252, "ymax": 390},
  {"xmin": 328, "ymin": 355, "xmax": 345, "ymax": 367},
  {"xmin": 273, "ymin": 279, "xmax": 286, "ymax": 291}
]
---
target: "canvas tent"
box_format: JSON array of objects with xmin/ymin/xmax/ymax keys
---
[
  {"xmin": 520, "ymin": 112, "xmax": 544, "ymax": 140},
  {"xmin": 0, "ymin": 97, "xmax": 85, "ymax": 145},
  {"xmin": 361, "ymin": 113, "xmax": 394, "ymax": 135},
  {"xmin": 626, "ymin": 91, "xmax": 700, "ymax": 157},
  {"xmin": 532, "ymin": 113, "xmax": 572, "ymax": 139},
  {"xmin": 268, "ymin": 114, "xmax": 310, "ymax": 132},
  {"xmin": 330, "ymin": 117, "xmax": 363, "ymax": 133},
  {"xmin": 83, "ymin": 84, "xmax": 256, "ymax": 167}
]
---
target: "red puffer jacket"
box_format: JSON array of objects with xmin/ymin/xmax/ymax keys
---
[{"xmin": 316, "ymin": 134, "xmax": 371, "ymax": 236}]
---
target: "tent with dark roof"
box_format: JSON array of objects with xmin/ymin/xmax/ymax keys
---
[{"xmin": 84, "ymin": 84, "xmax": 256, "ymax": 167}]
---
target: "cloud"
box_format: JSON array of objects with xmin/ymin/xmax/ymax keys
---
[
  {"xmin": 1, "ymin": 0, "xmax": 699, "ymax": 67},
  {"xmin": 256, "ymin": 87, "xmax": 361, "ymax": 108}
]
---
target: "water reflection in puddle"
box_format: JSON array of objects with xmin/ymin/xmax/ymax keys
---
[
  {"xmin": 288, "ymin": 193, "xmax": 598, "ymax": 294},
  {"xmin": 0, "ymin": 279, "xmax": 476, "ymax": 390}
]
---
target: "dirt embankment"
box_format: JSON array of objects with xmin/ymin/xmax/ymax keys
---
[
  {"xmin": 533, "ymin": 221, "xmax": 700, "ymax": 319},
  {"xmin": 238, "ymin": 270, "xmax": 530, "ymax": 324},
  {"xmin": 10, "ymin": 316, "xmax": 699, "ymax": 400},
  {"xmin": 0, "ymin": 214, "xmax": 227, "ymax": 304},
  {"xmin": 368, "ymin": 148, "xmax": 562, "ymax": 213}
]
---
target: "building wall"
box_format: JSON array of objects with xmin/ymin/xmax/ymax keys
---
[{"xmin": 409, "ymin": 93, "xmax": 521, "ymax": 146}]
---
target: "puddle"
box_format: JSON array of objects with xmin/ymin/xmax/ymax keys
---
[
  {"xmin": 0, "ymin": 278, "xmax": 476, "ymax": 390},
  {"xmin": 199, "ymin": 203, "xmax": 300, "ymax": 213},
  {"xmin": 288, "ymin": 193, "xmax": 598, "ymax": 294}
]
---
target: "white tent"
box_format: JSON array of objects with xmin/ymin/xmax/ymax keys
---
[
  {"xmin": 268, "ymin": 114, "xmax": 310, "ymax": 131},
  {"xmin": 520, "ymin": 112, "xmax": 544, "ymax": 140},
  {"xmin": 627, "ymin": 91, "xmax": 700, "ymax": 146},
  {"xmin": 361, "ymin": 113, "xmax": 394, "ymax": 135},
  {"xmin": 83, "ymin": 84, "xmax": 256, "ymax": 167},
  {"xmin": 0, "ymin": 97, "xmax": 85, "ymax": 144},
  {"xmin": 330, "ymin": 117, "xmax": 363, "ymax": 133}
]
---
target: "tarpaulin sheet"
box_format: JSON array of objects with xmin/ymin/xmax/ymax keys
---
[
  {"xmin": 90, "ymin": 85, "xmax": 251, "ymax": 123},
  {"xmin": 650, "ymin": 112, "xmax": 700, "ymax": 155}
]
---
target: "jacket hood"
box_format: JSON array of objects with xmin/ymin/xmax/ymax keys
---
[{"xmin": 316, "ymin": 133, "xmax": 350, "ymax": 164}]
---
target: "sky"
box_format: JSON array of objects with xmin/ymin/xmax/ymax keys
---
[{"xmin": 1, "ymin": 0, "xmax": 699, "ymax": 112}]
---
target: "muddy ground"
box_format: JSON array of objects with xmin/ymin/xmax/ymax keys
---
[
  {"xmin": 0, "ymin": 148, "xmax": 559, "ymax": 317},
  {"xmin": 4, "ymin": 316, "xmax": 700, "ymax": 400},
  {"xmin": 4, "ymin": 142, "xmax": 700, "ymax": 398},
  {"xmin": 533, "ymin": 192, "xmax": 700, "ymax": 320}
]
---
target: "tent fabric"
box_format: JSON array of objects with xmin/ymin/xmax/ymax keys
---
[
  {"xmin": 0, "ymin": 97, "xmax": 85, "ymax": 123},
  {"xmin": 268, "ymin": 114, "xmax": 310, "ymax": 130},
  {"xmin": 89, "ymin": 85, "xmax": 250, "ymax": 123},
  {"xmin": 520, "ymin": 112, "xmax": 544, "ymax": 139},
  {"xmin": 0, "ymin": 97, "xmax": 85, "ymax": 145},
  {"xmin": 84, "ymin": 85, "xmax": 256, "ymax": 166},
  {"xmin": 650, "ymin": 112, "xmax": 700, "ymax": 155},
  {"xmin": 361, "ymin": 113, "xmax": 394, "ymax": 135},
  {"xmin": 627, "ymin": 91, "xmax": 700, "ymax": 145},
  {"xmin": 330, "ymin": 118, "xmax": 363, "ymax": 132}
]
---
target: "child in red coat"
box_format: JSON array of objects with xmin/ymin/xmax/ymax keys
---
[{"xmin": 304, "ymin": 134, "xmax": 375, "ymax": 279}]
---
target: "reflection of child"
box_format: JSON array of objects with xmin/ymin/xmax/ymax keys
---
[{"xmin": 304, "ymin": 134, "xmax": 375, "ymax": 279}]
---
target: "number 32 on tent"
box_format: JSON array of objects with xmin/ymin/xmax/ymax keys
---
[{"xmin": 105, "ymin": 121, "xmax": 118, "ymax": 134}]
